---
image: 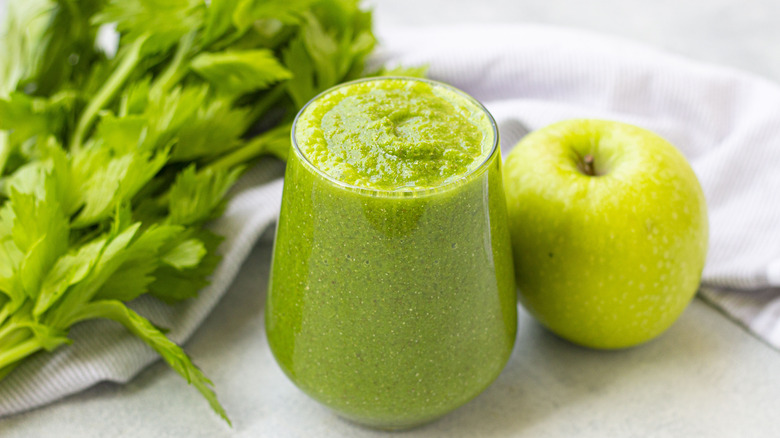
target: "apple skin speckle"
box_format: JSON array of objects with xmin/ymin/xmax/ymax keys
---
[{"xmin": 503, "ymin": 119, "xmax": 709, "ymax": 349}]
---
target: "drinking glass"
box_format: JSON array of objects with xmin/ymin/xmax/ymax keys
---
[{"xmin": 266, "ymin": 78, "xmax": 517, "ymax": 429}]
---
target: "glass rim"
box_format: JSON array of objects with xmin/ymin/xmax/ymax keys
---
[{"xmin": 290, "ymin": 76, "xmax": 500, "ymax": 198}]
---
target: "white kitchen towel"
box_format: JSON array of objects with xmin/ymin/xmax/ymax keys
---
[
  {"xmin": 374, "ymin": 25, "xmax": 780, "ymax": 346},
  {"xmin": 0, "ymin": 159, "xmax": 286, "ymax": 417},
  {"xmin": 3, "ymin": 23, "xmax": 780, "ymax": 417}
]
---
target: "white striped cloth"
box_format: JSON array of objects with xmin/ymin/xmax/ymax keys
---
[
  {"xmin": 2, "ymin": 24, "xmax": 780, "ymax": 417},
  {"xmin": 0, "ymin": 160, "xmax": 286, "ymax": 417},
  {"xmin": 373, "ymin": 24, "xmax": 780, "ymax": 346}
]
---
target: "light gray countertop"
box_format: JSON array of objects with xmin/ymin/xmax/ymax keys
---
[
  {"xmin": 3, "ymin": 1, "xmax": 780, "ymax": 437},
  {"xmin": 3, "ymin": 240, "xmax": 780, "ymax": 438}
]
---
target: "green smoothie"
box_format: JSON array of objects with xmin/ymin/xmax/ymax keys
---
[{"xmin": 266, "ymin": 78, "xmax": 517, "ymax": 429}]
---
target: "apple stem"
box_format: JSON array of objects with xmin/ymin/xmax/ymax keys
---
[{"xmin": 580, "ymin": 154, "xmax": 596, "ymax": 176}]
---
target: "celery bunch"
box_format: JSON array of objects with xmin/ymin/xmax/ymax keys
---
[{"xmin": 0, "ymin": 0, "xmax": 378, "ymax": 423}]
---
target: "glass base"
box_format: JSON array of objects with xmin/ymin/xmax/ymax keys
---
[{"xmin": 337, "ymin": 411, "xmax": 448, "ymax": 431}]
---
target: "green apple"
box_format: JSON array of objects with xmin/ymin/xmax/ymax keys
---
[{"xmin": 503, "ymin": 119, "xmax": 708, "ymax": 349}]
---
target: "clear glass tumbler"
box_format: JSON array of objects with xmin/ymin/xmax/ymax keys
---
[{"xmin": 266, "ymin": 78, "xmax": 517, "ymax": 429}]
